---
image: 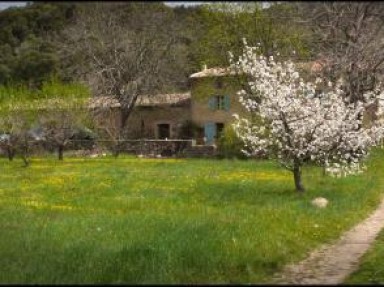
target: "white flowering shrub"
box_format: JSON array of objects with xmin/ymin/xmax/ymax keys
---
[{"xmin": 229, "ymin": 40, "xmax": 384, "ymax": 192}]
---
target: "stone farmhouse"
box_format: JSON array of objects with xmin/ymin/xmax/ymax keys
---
[
  {"xmin": 90, "ymin": 62, "xmax": 383, "ymax": 156},
  {"xmin": 90, "ymin": 66, "xmax": 246, "ymax": 148}
]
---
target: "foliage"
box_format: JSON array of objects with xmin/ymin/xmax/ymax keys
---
[
  {"xmin": 178, "ymin": 120, "xmax": 201, "ymax": 139},
  {"xmin": 0, "ymin": 84, "xmax": 39, "ymax": 164},
  {"xmin": 13, "ymin": 35, "xmax": 59, "ymax": 89},
  {"xmin": 187, "ymin": 2, "xmax": 312, "ymax": 71},
  {"xmin": 216, "ymin": 124, "xmax": 247, "ymax": 159},
  {"xmin": 0, "ymin": 80, "xmax": 92, "ymax": 161},
  {"xmin": 36, "ymin": 78, "xmax": 92, "ymax": 160},
  {"xmin": 0, "ymin": 149, "xmax": 384, "ymax": 283},
  {"xmin": 0, "ymin": 2, "xmax": 315, "ymax": 94},
  {"xmin": 0, "ymin": 2, "xmax": 77, "ymax": 87},
  {"xmin": 229, "ymin": 40, "xmax": 384, "ymax": 192}
]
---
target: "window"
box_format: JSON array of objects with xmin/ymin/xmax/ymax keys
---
[
  {"xmin": 208, "ymin": 95, "xmax": 230, "ymax": 111},
  {"xmin": 216, "ymin": 95, "xmax": 225, "ymax": 110},
  {"xmin": 215, "ymin": 78, "xmax": 223, "ymax": 89}
]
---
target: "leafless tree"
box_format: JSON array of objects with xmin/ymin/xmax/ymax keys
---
[
  {"xmin": 57, "ymin": 2, "xmax": 182, "ymax": 155},
  {"xmin": 0, "ymin": 107, "xmax": 35, "ymax": 166},
  {"xmin": 39, "ymin": 111, "xmax": 77, "ymax": 161},
  {"xmin": 38, "ymin": 98, "xmax": 91, "ymax": 160},
  {"xmin": 296, "ymin": 2, "xmax": 384, "ymax": 103},
  {"xmin": 88, "ymin": 97, "xmax": 121, "ymax": 154}
]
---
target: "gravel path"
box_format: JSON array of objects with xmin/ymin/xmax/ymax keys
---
[{"xmin": 272, "ymin": 197, "xmax": 384, "ymax": 284}]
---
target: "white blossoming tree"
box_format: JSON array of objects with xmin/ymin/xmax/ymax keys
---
[{"xmin": 229, "ymin": 41, "xmax": 384, "ymax": 192}]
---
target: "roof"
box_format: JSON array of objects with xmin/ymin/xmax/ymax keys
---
[
  {"xmin": 137, "ymin": 92, "xmax": 190, "ymax": 106},
  {"xmin": 189, "ymin": 67, "xmax": 238, "ymax": 78},
  {"xmin": 189, "ymin": 60, "xmax": 326, "ymax": 79},
  {"xmin": 88, "ymin": 96, "xmax": 120, "ymax": 108},
  {"xmin": 88, "ymin": 92, "xmax": 191, "ymax": 108}
]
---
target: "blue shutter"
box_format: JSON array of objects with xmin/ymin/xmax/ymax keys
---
[
  {"xmin": 204, "ymin": 122, "xmax": 216, "ymax": 145},
  {"xmin": 208, "ymin": 96, "xmax": 217, "ymax": 110},
  {"xmin": 224, "ymin": 95, "xmax": 230, "ymax": 111}
]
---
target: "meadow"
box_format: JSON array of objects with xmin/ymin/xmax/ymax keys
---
[
  {"xmin": 1, "ymin": 149, "xmax": 384, "ymax": 283},
  {"xmin": 346, "ymin": 227, "xmax": 384, "ymax": 284}
]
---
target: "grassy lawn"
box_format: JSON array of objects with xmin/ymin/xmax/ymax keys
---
[
  {"xmin": 1, "ymin": 149, "xmax": 384, "ymax": 284},
  {"xmin": 345, "ymin": 229, "xmax": 384, "ymax": 284}
]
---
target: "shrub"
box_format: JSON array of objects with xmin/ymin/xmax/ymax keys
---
[{"xmin": 216, "ymin": 125, "xmax": 247, "ymax": 159}]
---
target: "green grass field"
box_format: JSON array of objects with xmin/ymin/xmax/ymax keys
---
[
  {"xmin": 1, "ymin": 149, "xmax": 384, "ymax": 284},
  {"xmin": 346, "ymin": 229, "xmax": 384, "ymax": 284}
]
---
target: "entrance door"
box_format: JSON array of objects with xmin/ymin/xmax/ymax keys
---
[
  {"xmin": 204, "ymin": 122, "xmax": 216, "ymax": 145},
  {"xmin": 157, "ymin": 123, "xmax": 170, "ymax": 139}
]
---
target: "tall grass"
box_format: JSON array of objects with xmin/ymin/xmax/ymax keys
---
[{"xmin": 1, "ymin": 149, "xmax": 383, "ymax": 283}]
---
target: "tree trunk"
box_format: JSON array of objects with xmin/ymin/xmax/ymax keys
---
[
  {"xmin": 7, "ymin": 146, "xmax": 15, "ymax": 161},
  {"xmin": 322, "ymin": 164, "xmax": 326, "ymax": 176},
  {"xmin": 21, "ymin": 145, "xmax": 29, "ymax": 167},
  {"xmin": 112, "ymin": 143, "xmax": 120, "ymax": 158},
  {"xmin": 21, "ymin": 155, "xmax": 29, "ymax": 167},
  {"xmin": 114, "ymin": 94, "xmax": 140, "ymax": 159},
  {"xmin": 293, "ymin": 159, "xmax": 305, "ymax": 193},
  {"xmin": 58, "ymin": 145, "xmax": 64, "ymax": 160}
]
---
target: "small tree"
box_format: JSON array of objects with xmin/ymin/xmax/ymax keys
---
[
  {"xmin": 0, "ymin": 85, "xmax": 38, "ymax": 166},
  {"xmin": 230, "ymin": 41, "xmax": 384, "ymax": 192},
  {"xmin": 37, "ymin": 79, "xmax": 91, "ymax": 160}
]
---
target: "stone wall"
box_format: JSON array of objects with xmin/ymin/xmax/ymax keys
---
[{"xmin": 118, "ymin": 139, "xmax": 193, "ymax": 157}]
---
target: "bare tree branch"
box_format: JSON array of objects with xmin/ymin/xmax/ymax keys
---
[
  {"xmin": 55, "ymin": 3, "xmax": 182, "ymax": 155},
  {"xmin": 296, "ymin": 2, "xmax": 384, "ymax": 103}
]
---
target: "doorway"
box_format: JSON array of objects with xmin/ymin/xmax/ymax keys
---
[
  {"xmin": 157, "ymin": 123, "xmax": 170, "ymax": 139},
  {"xmin": 216, "ymin": 123, "xmax": 224, "ymax": 139}
]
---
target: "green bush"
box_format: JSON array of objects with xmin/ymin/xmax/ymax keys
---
[{"xmin": 216, "ymin": 125, "xmax": 247, "ymax": 159}]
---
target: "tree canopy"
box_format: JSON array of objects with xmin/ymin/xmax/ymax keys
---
[{"xmin": 0, "ymin": 2, "xmax": 313, "ymax": 93}]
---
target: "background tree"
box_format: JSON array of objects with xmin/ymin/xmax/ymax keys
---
[
  {"xmin": 230, "ymin": 41, "xmax": 384, "ymax": 192},
  {"xmin": 37, "ymin": 79, "xmax": 92, "ymax": 160},
  {"xmin": 0, "ymin": 85, "xmax": 39, "ymax": 165},
  {"xmin": 57, "ymin": 2, "xmax": 184, "ymax": 155},
  {"xmin": 89, "ymin": 96, "xmax": 121, "ymax": 156},
  {"xmin": 187, "ymin": 2, "xmax": 312, "ymax": 71},
  {"xmin": 0, "ymin": 2, "xmax": 76, "ymax": 87},
  {"xmin": 295, "ymin": 2, "xmax": 384, "ymax": 104},
  {"xmin": 13, "ymin": 35, "xmax": 58, "ymax": 89}
]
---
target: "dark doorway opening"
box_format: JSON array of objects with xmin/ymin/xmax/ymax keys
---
[
  {"xmin": 216, "ymin": 123, "xmax": 224, "ymax": 139},
  {"xmin": 158, "ymin": 123, "xmax": 170, "ymax": 139}
]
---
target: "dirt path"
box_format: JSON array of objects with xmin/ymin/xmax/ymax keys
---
[{"xmin": 272, "ymin": 197, "xmax": 384, "ymax": 284}]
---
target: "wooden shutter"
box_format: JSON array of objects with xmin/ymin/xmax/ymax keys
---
[
  {"xmin": 204, "ymin": 122, "xmax": 216, "ymax": 145},
  {"xmin": 224, "ymin": 95, "xmax": 230, "ymax": 111}
]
